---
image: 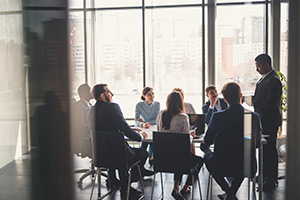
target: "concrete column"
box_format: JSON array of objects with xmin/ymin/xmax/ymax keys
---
[
  {"xmin": 207, "ymin": 0, "xmax": 216, "ymax": 85},
  {"xmin": 270, "ymin": 0, "xmax": 281, "ymax": 71},
  {"xmin": 286, "ymin": 0, "xmax": 300, "ymax": 199}
]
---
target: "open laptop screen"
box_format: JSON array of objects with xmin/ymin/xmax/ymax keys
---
[{"xmin": 188, "ymin": 114, "xmax": 205, "ymax": 136}]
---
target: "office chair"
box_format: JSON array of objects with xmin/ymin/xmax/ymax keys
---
[
  {"xmin": 150, "ymin": 131, "xmax": 202, "ymax": 200},
  {"xmin": 90, "ymin": 130, "xmax": 144, "ymax": 200},
  {"xmin": 205, "ymin": 135, "xmax": 258, "ymax": 200}
]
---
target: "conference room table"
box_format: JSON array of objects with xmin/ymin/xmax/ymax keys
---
[{"xmin": 131, "ymin": 125, "xmax": 266, "ymax": 200}]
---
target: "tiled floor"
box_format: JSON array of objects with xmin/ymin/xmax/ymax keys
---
[
  {"xmin": 73, "ymin": 154, "xmax": 286, "ymax": 200},
  {"xmin": 0, "ymin": 151, "xmax": 285, "ymax": 200}
]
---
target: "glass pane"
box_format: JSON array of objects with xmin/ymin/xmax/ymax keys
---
[
  {"xmin": 146, "ymin": 0, "xmax": 204, "ymax": 6},
  {"xmin": 280, "ymin": 2, "xmax": 288, "ymax": 77},
  {"xmin": 95, "ymin": 0, "xmax": 141, "ymax": 8},
  {"xmin": 216, "ymin": 4, "xmax": 264, "ymax": 95},
  {"xmin": 23, "ymin": 0, "xmax": 66, "ymax": 7},
  {"xmin": 0, "ymin": 10, "xmax": 26, "ymax": 167},
  {"xmin": 146, "ymin": 8, "xmax": 203, "ymax": 113},
  {"xmin": 217, "ymin": 0, "xmax": 262, "ymax": 3},
  {"xmin": 69, "ymin": 0, "xmax": 83, "ymax": 9},
  {"xmin": 90, "ymin": 10, "xmax": 143, "ymax": 118},
  {"xmin": 69, "ymin": 11, "xmax": 86, "ymax": 98}
]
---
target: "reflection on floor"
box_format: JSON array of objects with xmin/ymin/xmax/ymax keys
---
[{"xmin": 0, "ymin": 151, "xmax": 285, "ymax": 200}]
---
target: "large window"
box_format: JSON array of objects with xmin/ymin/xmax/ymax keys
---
[
  {"xmin": 146, "ymin": 7, "xmax": 203, "ymax": 112},
  {"xmin": 216, "ymin": 4, "xmax": 265, "ymax": 95},
  {"xmin": 0, "ymin": 0, "xmax": 27, "ymax": 168},
  {"xmin": 280, "ymin": 2, "xmax": 288, "ymax": 77},
  {"xmin": 69, "ymin": 11, "xmax": 85, "ymax": 95},
  {"xmin": 91, "ymin": 10, "xmax": 143, "ymax": 117},
  {"xmin": 68, "ymin": 0, "xmax": 288, "ymax": 118}
]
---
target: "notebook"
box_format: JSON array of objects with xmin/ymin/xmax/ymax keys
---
[{"xmin": 188, "ymin": 114, "xmax": 205, "ymax": 137}]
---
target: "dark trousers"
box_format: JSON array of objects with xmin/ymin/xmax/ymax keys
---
[
  {"xmin": 108, "ymin": 148, "xmax": 148, "ymax": 194},
  {"xmin": 174, "ymin": 155, "xmax": 204, "ymax": 185},
  {"xmin": 204, "ymin": 153, "xmax": 244, "ymax": 195},
  {"xmin": 141, "ymin": 142, "xmax": 153, "ymax": 157},
  {"xmin": 263, "ymin": 127, "xmax": 279, "ymax": 183}
]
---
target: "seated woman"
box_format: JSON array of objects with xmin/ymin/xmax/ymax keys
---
[
  {"xmin": 172, "ymin": 88, "xmax": 196, "ymax": 114},
  {"xmin": 135, "ymin": 87, "xmax": 160, "ymax": 165},
  {"xmin": 156, "ymin": 91, "xmax": 203, "ymax": 200}
]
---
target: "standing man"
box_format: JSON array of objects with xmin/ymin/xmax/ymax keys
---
[
  {"xmin": 88, "ymin": 84, "xmax": 154, "ymax": 199},
  {"xmin": 254, "ymin": 54, "xmax": 282, "ymax": 191}
]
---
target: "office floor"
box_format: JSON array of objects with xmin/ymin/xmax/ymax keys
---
[{"xmin": 0, "ymin": 151, "xmax": 285, "ymax": 200}]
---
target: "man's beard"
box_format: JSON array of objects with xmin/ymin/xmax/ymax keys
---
[{"xmin": 105, "ymin": 94, "xmax": 111, "ymax": 102}]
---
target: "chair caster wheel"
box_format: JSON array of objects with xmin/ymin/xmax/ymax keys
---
[{"xmin": 77, "ymin": 181, "xmax": 83, "ymax": 188}]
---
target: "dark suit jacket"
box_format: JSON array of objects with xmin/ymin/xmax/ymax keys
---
[
  {"xmin": 88, "ymin": 100, "xmax": 142, "ymax": 160},
  {"xmin": 202, "ymin": 98, "xmax": 228, "ymax": 124},
  {"xmin": 204, "ymin": 104, "xmax": 262, "ymax": 177},
  {"xmin": 253, "ymin": 70, "xmax": 282, "ymax": 134}
]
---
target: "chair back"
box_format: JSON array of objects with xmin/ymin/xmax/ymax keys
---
[
  {"xmin": 213, "ymin": 134, "xmax": 244, "ymax": 177},
  {"xmin": 91, "ymin": 130, "xmax": 127, "ymax": 170},
  {"xmin": 152, "ymin": 131, "xmax": 191, "ymax": 174}
]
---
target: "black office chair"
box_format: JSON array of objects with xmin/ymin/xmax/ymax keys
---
[
  {"xmin": 206, "ymin": 135, "xmax": 258, "ymax": 200},
  {"xmin": 90, "ymin": 130, "xmax": 144, "ymax": 200},
  {"xmin": 150, "ymin": 131, "xmax": 202, "ymax": 200}
]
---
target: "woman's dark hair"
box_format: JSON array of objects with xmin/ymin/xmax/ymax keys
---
[
  {"xmin": 141, "ymin": 87, "xmax": 153, "ymax": 100},
  {"xmin": 162, "ymin": 91, "xmax": 184, "ymax": 129}
]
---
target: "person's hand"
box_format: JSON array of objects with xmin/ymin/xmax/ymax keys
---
[
  {"xmin": 210, "ymin": 96, "xmax": 218, "ymax": 106},
  {"xmin": 140, "ymin": 131, "xmax": 148, "ymax": 139},
  {"xmin": 137, "ymin": 118, "xmax": 144, "ymax": 123},
  {"xmin": 142, "ymin": 122, "xmax": 151, "ymax": 129},
  {"xmin": 190, "ymin": 130, "xmax": 196, "ymax": 138},
  {"xmin": 133, "ymin": 127, "xmax": 142, "ymax": 132}
]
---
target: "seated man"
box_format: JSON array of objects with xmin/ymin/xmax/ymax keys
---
[
  {"xmin": 203, "ymin": 82, "xmax": 262, "ymax": 200},
  {"xmin": 88, "ymin": 83, "xmax": 154, "ymax": 200},
  {"xmin": 202, "ymin": 85, "xmax": 228, "ymax": 124},
  {"xmin": 201, "ymin": 85, "xmax": 228, "ymax": 153},
  {"xmin": 72, "ymin": 83, "xmax": 93, "ymax": 157}
]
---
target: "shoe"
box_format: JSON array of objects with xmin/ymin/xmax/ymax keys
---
[
  {"xmin": 217, "ymin": 193, "xmax": 227, "ymax": 200},
  {"xmin": 263, "ymin": 181, "xmax": 276, "ymax": 191},
  {"xmin": 141, "ymin": 168, "xmax": 154, "ymax": 177},
  {"xmin": 226, "ymin": 194, "xmax": 238, "ymax": 200},
  {"xmin": 171, "ymin": 189, "xmax": 185, "ymax": 200},
  {"xmin": 180, "ymin": 186, "xmax": 191, "ymax": 197},
  {"xmin": 105, "ymin": 178, "xmax": 120, "ymax": 190}
]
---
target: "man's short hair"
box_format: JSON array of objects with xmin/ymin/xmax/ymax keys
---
[
  {"xmin": 77, "ymin": 84, "xmax": 90, "ymax": 98},
  {"xmin": 205, "ymin": 85, "xmax": 216, "ymax": 94},
  {"xmin": 92, "ymin": 84, "xmax": 107, "ymax": 100},
  {"xmin": 221, "ymin": 82, "xmax": 241, "ymax": 105},
  {"xmin": 255, "ymin": 54, "xmax": 272, "ymax": 66}
]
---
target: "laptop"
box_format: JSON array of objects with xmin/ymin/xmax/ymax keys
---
[{"xmin": 188, "ymin": 114, "xmax": 205, "ymax": 137}]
